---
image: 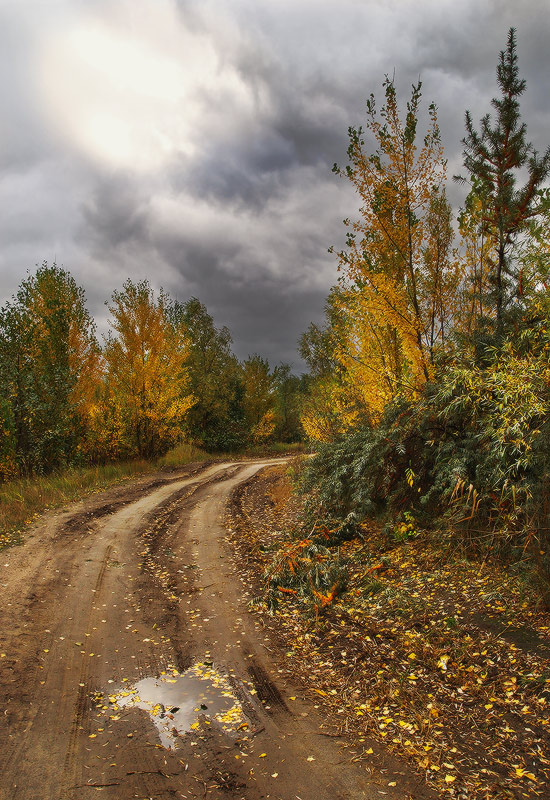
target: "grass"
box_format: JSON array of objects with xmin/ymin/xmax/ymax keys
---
[
  {"xmin": 0, "ymin": 460, "xmax": 152, "ymax": 549},
  {"xmin": 239, "ymin": 441, "xmax": 308, "ymax": 457},
  {"xmin": 0, "ymin": 441, "xmax": 210, "ymax": 549},
  {"xmin": 156, "ymin": 441, "xmax": 210, "ymax": 468}
]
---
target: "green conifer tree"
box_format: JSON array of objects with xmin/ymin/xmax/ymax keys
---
[{"xmin": 459, "ymin": 28, "xmax": 550, "ymax": 337}]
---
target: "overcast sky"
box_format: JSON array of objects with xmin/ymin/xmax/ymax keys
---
[{"xmin": 1, "ymin": 0, "xmax": 549, "ymax": 370}]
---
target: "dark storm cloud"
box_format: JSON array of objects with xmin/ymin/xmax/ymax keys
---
[
  {"xmin": 1, "ymin": 1, "xmax": 550, "ymax": 370},
  {"xmin": 80, "ymin": 176, "xmax": 152, "ymax": 254}
]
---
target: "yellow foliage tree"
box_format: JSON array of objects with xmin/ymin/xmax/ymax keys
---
[
  {"xmin": 241, "ymin": 355, "xmax": 274, "ymax": 430},
  {"xmin": 331, "ymin": 78, "xmax": 460, "ymax": 420},
  {"xmin": 251, "ymin": 409, "xmax": 277, "ymax": 444},
  {"xmin": 104, "ymin": 280, "xmax": 194, "ymax": 458}
]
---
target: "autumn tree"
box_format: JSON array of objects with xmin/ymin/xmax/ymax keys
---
[
  {"xmin": 168, "ymin": 298, "xmax": 246, "ymax": 450},
  {"xmin": 331, "ymin": 78, "xmax": 460, "ymax": 419},
  {"xmin": 0, "ymin": 263, "xmax": 100, "ymax": 474},
  {"xmin": 299, "ymin": 291, "xmax": 373, "ymax": 440},
  {"xmin": 458, "ymin": 28, "xmax": 550, "ymax": 340},
  {"xmin": 241, "ymin": 355, "xmax": 276, "ymax": 444},
  {"xmin": 271, "ymin": 364, "xmax": 306, "ymax": 443},
  {"xmin": 104, "ymin": 280, "xmax": 194, "ymax": 459}
]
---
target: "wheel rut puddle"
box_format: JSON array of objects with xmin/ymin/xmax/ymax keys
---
[{"xmin": 106, "ymin": 661, "xmax": 250, "ymax": 748}]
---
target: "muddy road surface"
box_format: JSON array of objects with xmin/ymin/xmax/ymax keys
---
[{"xmin": 0, "ymin": 460, "xmax": 409, "ymax": 800}]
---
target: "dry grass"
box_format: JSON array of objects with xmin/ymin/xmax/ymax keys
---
[
  {"xmin": 0, "ymin": 460, "xmax": 154, "ymax": 548},
  {"xmin": 0, "ymin": 441, "xmax": 210, "ymax": 549},
  {"xmin": 156, "ymin": 441, "xmax": 210, "ymax": 468}
]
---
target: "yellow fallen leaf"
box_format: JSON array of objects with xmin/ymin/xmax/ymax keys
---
[
  {"xmin": 515, "ymin": 768, "xmax": 537, "ymax": 781},
  {"xmin": 314, "ymin": 689, "xmax": 327, "ymax": 696},
  {"xmin": 445, "ymin": 775, "xmax": 455, "ymax": 783},
  {"xmin": 259, "ymin": 753, "xmax": 266, "ymax": 758}
]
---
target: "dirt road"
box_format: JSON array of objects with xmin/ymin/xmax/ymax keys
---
[{"xmin": 0, "ymin": 460, "xmax": 410, "ymax": 800}]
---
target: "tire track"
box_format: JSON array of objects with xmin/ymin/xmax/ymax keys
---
[
  {"xmin": 0, "ymin": 458, "xmax": 415, "ymax": 800},
  {"xmin": 61, "ymin": 545, "xmax": 113, "ymax": 797}
]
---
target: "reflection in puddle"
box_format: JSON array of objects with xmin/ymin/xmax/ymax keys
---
[{"xmin": 108, "ymin": 663, "xmax": 248, "ymax": 748}]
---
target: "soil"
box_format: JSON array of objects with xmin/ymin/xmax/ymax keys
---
[{"xmin": 0, "ymin": 458, "xmax": 429, "ymax": 800}]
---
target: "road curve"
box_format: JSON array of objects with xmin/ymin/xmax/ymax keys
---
[{"xmin": 0, "ymin": 460, "xmax": 404, "ymax": 800}]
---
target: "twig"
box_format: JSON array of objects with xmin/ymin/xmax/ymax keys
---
[
  {"xmin": 74, "ymin": 782, "xmax": 121, "ymax": 788},
  {"xmin": 126, "ymin": 769, "xmax": 173, "ymax": 778}
]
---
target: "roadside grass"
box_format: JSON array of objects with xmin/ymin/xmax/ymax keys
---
[
  {"xmin": 240, "ymin": 441, "xmax": 308, "ymax": 457},
  {"xmin": 156, "ymin": 441, "xmax": 210, "ymax": 468},
  {"xmin": 0, "ymin": 441, "xmax": 210, "ymax": 549},
  {"xmin": 0, "ymin": 439, "xmax": 294, "ymax": 551}
]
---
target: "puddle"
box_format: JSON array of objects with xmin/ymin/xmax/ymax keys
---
[{"xmin": 107, "ymin": 663, "xmax": 249, "ymax": 748}]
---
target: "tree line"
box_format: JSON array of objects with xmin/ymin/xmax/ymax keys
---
[
  {"xmin": 299, "ymin": 29, "xmax": 550, "ymax": 588},
  {"xmin": 0, "ymin": 271, "xmax": 306, "ymax": 478}
]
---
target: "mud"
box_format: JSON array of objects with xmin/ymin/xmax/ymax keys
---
[{"xmin": 0, "ymin": 458, "xmax": 425, "ymax": 799}]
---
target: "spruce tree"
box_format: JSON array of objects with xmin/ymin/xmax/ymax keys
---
[{"xmin": 459, "ymin": 28, "xmax": 550, "ymax": 337}]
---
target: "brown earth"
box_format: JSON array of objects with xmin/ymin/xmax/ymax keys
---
[{"xmin": 0, "ymin": 458, "xmax": 428, "ymax": 800}]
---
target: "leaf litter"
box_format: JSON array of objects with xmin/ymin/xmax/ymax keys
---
[{"xmin": 226, "ymin": 464, "xmax": 550, "ymax": 800}]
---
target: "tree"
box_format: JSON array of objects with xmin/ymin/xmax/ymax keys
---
[
  {"xmin": 241, "ymin": 355, "xmax": 276, "ymax": 443},
  {"xmin": 272, "ymin": 364, "xmax": 306, "ymax": 443},
  {"xmin": 299, "ymin": 292, "xmax": 378, "ymax": 440},
  {"xmin": 299, "ymin": 321, "xmax": 337, "ymax": 379},
  {"xmin": 458, "ymin": 28, "xmax": 550, "ymax": 338},
  {"xmin": 169, "ymin": 298, "xmax": 243, "ymax": 450},
  {"xmin": 0, "ymin": 263, "xmax": 100, "ymax": 474},
  {"xmin": 331, "ymin": 77, "xmax": 459, "ymax": 420},
  {"xmin": 104, "ymin": 280, "xmax": 194, "ymax": 458},
  {"xmin": 0, "ymin": 394, "xmax": 16, "ymax": 480}
]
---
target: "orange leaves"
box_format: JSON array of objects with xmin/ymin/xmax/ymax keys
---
[
  {"xmin": 325, "ymin": 78, "xmax": 455, "ymax": 423},
  {"xmin": 104, "ymin": 280, "xmax": 195, "ymax": 458},
  {"xmin": 310, "ymin": 581, "xmax": 340, "ymax": 608}
]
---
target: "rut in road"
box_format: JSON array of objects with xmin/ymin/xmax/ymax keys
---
[{"xmin": 0, "ymin": 460, "xmax": 421, "ymax": 800}]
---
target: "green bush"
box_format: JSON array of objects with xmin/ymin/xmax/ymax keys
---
[{"xmin": 299, "ymin": 341, "xmax": 550, "ymax": 594}]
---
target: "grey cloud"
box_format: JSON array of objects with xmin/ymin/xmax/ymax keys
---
[{"xmin": 1, "ymin": 0, "xmax": 550, "ymax": 373}]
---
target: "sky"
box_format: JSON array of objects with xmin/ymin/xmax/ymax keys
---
[{"xmin": 1, "ymin": 0, "xmax": 549, "ymax": 370}]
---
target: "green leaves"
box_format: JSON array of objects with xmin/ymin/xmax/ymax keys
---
[{"xmin": 0, "ymin": 262, "xmax": 100, "ymax": 475}]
